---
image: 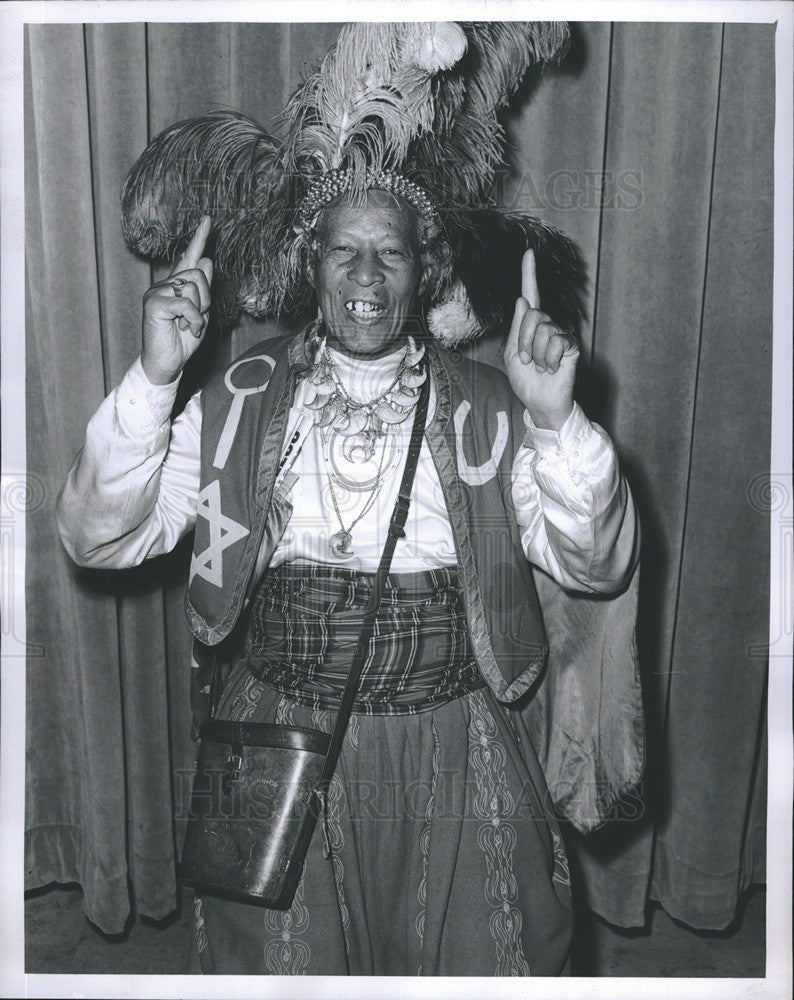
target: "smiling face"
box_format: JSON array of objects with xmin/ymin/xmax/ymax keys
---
[{"xmin": 308, "ymin": 189, "xmax": 423, "ymax": 359}]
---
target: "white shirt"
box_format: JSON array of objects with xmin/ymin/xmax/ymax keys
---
[
  {"xmin": 268, "ymin": 346, "xmax": 457, "ymax": 571},
  {"xmin": 56, "ymin": 352, "xmax": 638, "ymax": 594}
]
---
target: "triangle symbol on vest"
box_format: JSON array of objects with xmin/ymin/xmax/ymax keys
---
[{"xmin": 189, "ymin": 479, "xmax": 250, "ymax": 589}]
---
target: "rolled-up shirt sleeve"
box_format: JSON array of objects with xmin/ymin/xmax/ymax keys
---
[
  {"xmin": 56, "ymin": 358, "xmax": 202, "ymax": 568},
  {"xmin": 511, "ymin": 402, "xmax": 639, "ymax": 593}
]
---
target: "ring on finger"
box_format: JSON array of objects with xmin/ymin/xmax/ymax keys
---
[{"xmin": 171, "ymin": 277, "xmax": 187, "ymax": 297}]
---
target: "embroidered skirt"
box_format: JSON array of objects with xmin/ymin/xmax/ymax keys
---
[{"xmin": 186, "ymin": 566, "xmax": 572, "ymax": 976}]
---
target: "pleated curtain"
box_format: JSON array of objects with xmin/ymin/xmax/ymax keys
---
[{"xmin": 25, "ymin": 21, "xmax": 771, "ymax": 935}]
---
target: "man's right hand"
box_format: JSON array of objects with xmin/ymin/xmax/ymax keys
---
[{"xmin": 141, "ymin": 215, "xmax": 213, "ymax": 385}]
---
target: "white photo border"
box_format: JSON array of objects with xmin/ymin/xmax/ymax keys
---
[{"xmin": 2, "ymin": 2, "xmax": 791, "ymax": 998}]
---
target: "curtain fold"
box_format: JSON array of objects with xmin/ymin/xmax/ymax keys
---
[
  {"xmin": 26, "ymin": 23, "xmax": 133, "ymax": 931},
  {"xmin": 25, "ymin": 21, "xmax": 771, "ymax": 937},
  {"xmin": 649, "ymin": 22, "xmax": 774, "ymax": 928},
  {"xmin": 570, "ymin": 21, "xmax": 729, "ymax": 929}
]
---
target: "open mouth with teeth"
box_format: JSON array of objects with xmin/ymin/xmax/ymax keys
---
[{"xmin": 345, "ymin": 300, "xmax": 386, "ymax": 318}]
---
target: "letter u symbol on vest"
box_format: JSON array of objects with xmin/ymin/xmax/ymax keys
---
[
  {"xmin": 453, "ymin": 401, "xmax": 509, "ymax": 486},
  {"xmin": 213, "ymin": 355, "xmax": 276, "ymax": 470}
]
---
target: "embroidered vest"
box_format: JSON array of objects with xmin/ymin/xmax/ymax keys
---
[{"xmin": 186, "ymin": 332, "xmax": 548, "ymax": 703}]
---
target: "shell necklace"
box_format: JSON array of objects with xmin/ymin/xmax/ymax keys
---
[{"xmin": 305, "ymin": 336, "xmax": 427, "ymax": 463}]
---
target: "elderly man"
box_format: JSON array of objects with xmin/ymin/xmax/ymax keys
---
[{"xmin": 57, "ymin": 179, "xmax": 637, "ymax": 974}]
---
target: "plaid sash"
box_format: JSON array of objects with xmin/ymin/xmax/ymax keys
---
[{"xmin": 245, "ymin": 564, "xmax": 485, "ymax": 715}]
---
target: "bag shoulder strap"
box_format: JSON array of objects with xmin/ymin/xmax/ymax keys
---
[
  {"xmin": 206, "ymin": 357, "xmax": 430, "ymax": 740},
  {"xmin": 318, "ymin": 359, "xmax": 430, "ymax": 787}
]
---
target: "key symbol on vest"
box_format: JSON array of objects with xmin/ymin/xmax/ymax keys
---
[{"xmin": 213, "ymin": 354, "xmax": 276, "ymax": 470}]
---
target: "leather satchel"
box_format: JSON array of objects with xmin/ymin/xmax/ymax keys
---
[{"xmin": 180, "ymin": 365, "xmax": 430, "ymax": 908}]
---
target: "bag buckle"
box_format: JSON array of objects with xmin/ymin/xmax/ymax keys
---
[
  {"xmin": 388, "ymin": 494, "xmax": 410, "ymax": 539},
  {"xmin": 221, "ymin": 747, "xmax": 244, "ymax": 797},
  {"xmin": 314, "ymin": 787, "xmax": 333, "ymax": 859}
]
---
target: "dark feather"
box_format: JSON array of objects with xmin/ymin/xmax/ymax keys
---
[
  {"xmin": 447, "ymin": 209, "xmax": 587, "ymax": 337},
  {"xmin": 121, "ymin": 110, "xmax": 297, "ymax": 319}
]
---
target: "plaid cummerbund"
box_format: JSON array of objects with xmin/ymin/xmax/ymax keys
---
[{"xmin": 245, "ymin": 563, "xmax": 486, "ymax": 715}]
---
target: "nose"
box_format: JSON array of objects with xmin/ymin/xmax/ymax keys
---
[{"xmin": 347, "ymin": 249, "xmax": 385, "ymax": 287}]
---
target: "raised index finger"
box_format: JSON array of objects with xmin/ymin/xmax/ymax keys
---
[
  {"xmin": 521, "ymin": 248, "xmax": 540, "ymax": 311},
  {"xmin": 171, "ymin": 215, "xmax": 212, "ymax": 275}
]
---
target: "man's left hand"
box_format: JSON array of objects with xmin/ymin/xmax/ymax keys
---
[{"xmin": 504, "ymin": 249, "xmax": 580, "ymax": 431}]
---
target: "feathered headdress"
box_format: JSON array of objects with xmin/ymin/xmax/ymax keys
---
[{"xmin": 121, "ymin": 21, "xmax": 585, "ymax": 345}]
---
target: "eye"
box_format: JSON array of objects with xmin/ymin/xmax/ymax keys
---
[
  {"xmin": 381, "ymin": 247, "xmax": 407, "ymax": 260},
  {"xmin": 326, "ymin": 245, "xmax": 355, "ymax": 261}
]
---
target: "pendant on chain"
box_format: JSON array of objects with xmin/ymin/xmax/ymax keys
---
[{"xmin": 329, "ymin": 529, "xmax": 353, "ymax": 556}]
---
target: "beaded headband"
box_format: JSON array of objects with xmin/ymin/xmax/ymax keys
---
[{"xmin": 296, "ymin": 168, "xmax": 440, "ymax": 235}]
